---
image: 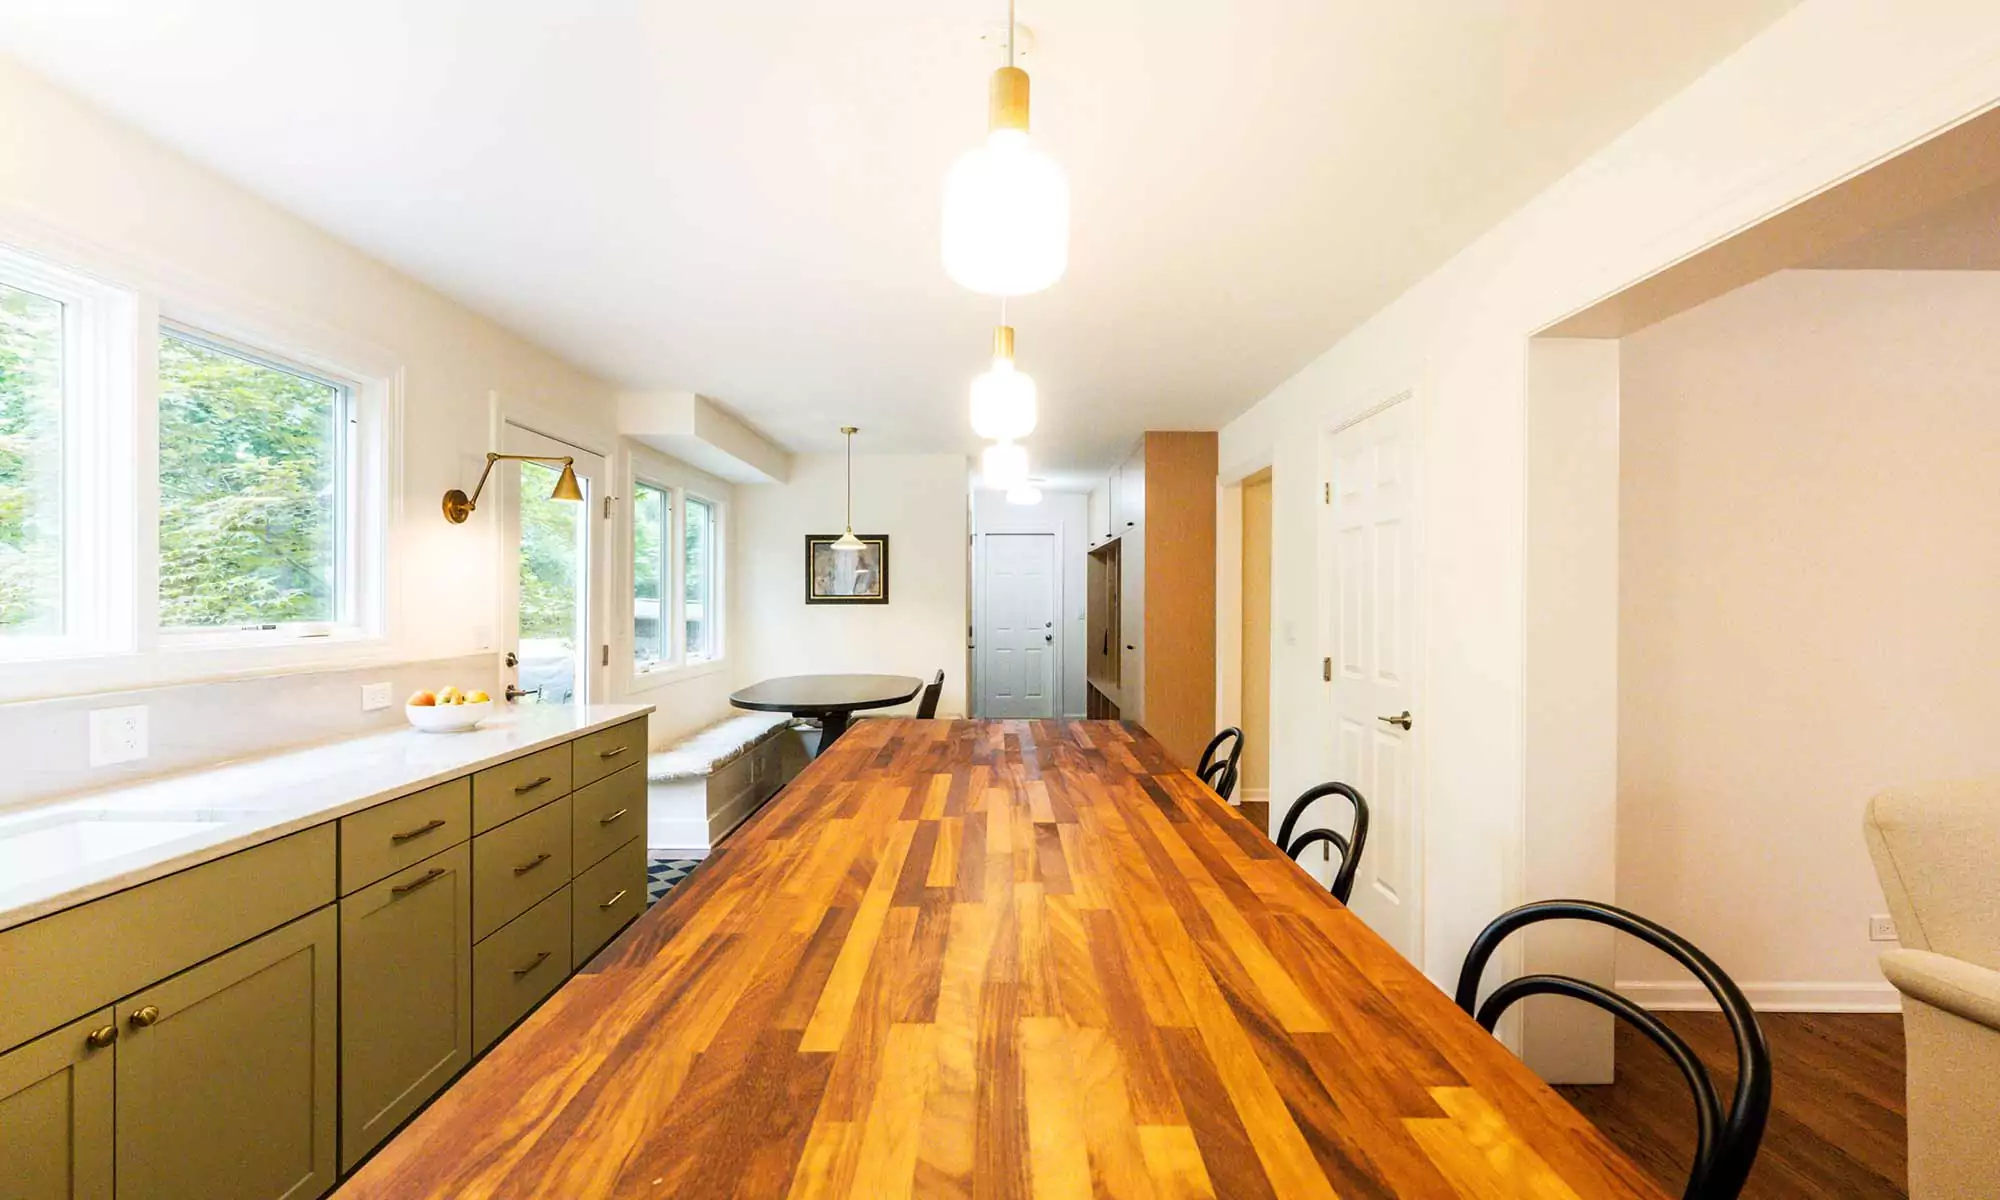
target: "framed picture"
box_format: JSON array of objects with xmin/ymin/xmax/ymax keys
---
[{"xmin": 805, "ymin": 534, "xmax": 890, "ymax": 604}]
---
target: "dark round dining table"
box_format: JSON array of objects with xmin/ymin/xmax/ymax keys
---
[{"xmin": 729, "ymin": 673, "xmax": 924, "ymax": 754}]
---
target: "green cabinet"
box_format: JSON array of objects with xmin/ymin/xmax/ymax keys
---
[
  {"xmin": 0, "ymin": 1008, "xmax": 114, "ymax": 1200},
  {"xmin": 338, "ymin": 845, "xmax": 472, "ymax": 1171},
  {"xmin": 114, "ymin": 907, "xmax": 338, "ymax": 1200}
]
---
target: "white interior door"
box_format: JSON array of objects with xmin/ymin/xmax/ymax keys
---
[
  {"xmin": 498, "ymin": 423, "xmax": 606, "ymax": 706},
  {"xmin": 980, "ymin": 532, "xmax": 1056, "ymax": 718},
  {"xmin": 1325, "ymin": 399, "xmax": 1421, "ymax": 960}
]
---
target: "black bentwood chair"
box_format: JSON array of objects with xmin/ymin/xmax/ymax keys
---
[
  {"xmin": 1273, "ymin": 782, "xmax": 1370, "ymax": 904},
  {"xmin": 915, "ymin": 670, "xmax": 945, "ymax": 719},
  {"xmin": 1453, "ymin": 900, "xmax": 1772, "ymax": 1200},
  {"xmin": 1194, "ymin": 727, "xmax": 1244, "ymax": 801}
]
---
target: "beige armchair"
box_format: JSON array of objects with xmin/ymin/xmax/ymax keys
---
[{"xmin": 1864, "ymin": 781, "xmax": 2000, "ymax": 1197}]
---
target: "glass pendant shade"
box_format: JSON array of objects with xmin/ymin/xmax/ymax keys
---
[
  {"xmin": 1006, "ymin": 485, "xmax": 1042, "ymax": 505},
  {"xmin": 832, "ymin": 529, "xmax": 866, "ymax": 555},
  {"xmin": 942, "ymin": 67, "xmax": 1069, "ymax": 297},
  {"xmin": 970, "ymin": 326, "xmax": 1038, "ymax": 441},
  {"xmin": 981, "ymin": 441, "xmax": 1030, "ymax": 489}
]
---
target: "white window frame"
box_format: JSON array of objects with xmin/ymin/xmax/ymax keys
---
[
  {"xmin": 0, "ymin": 245, "xmax": 135, "ymax": 664},
  {"xmin": 681, "ymin": 489, "xmax": 723, "ymax": 665},
  {"xmin": 151, "ymin": 320, "xmax": 386, "ymax": 652},
  {"xmin": 620, "ymin": 447, "xmax": 727, "ymax": 692},
  {"xmin": 0, "ymin": 234, "xmax": 400, "ymax": 702},
  {"xmin": 629, "ymin": 477, "xmax": 674, "ymax": 675}
]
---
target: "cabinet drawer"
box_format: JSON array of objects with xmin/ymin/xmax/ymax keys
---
[
  {"xmin": 339, "ymin": 843, "xmax": 472, "ymax": 1171},
  {"xmin": 472, "ymin": 795, "xmax": 572, "ymax": 942},
  {"xmin": 571, "ymin": 836, "xmax": 645, "ymax": 969},
  {"xmin": 473, "ymin": 886, "xmax": 570, "ymax": 1053},
  {"xmin": 571, "ymin": 763, "xmax": 644, "ymax": 871},
  {"xmin": 572, "ymin": 718, "xmax": 648, "ymax": 789},
  {"xmin": 472, "ymin": 743, "xmax": 571, "ymax": 833},
  {"xmin": 0, "ymin": 826, "xmax": 335, "ymax": 1055},
  {"xmin": 339, "ymin": 777, "xmax": 471, "ymax": 894}
]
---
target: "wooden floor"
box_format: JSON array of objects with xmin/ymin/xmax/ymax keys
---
[{"xmin": 1557, "ymin": 1013, "xmax": 1907, "ymax": 1199}]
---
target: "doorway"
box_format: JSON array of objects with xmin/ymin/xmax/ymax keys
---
[
  {"xmin": 1322, "ymin": 395, "xmax": 1421, "ymax": 962},
  {"xmin": 498, "ymin": 423, "xmax": 606, "ymax": 706},
  {"xmin": 978, "ymin": 531, "xmax": 1057, "ymax": 718}
]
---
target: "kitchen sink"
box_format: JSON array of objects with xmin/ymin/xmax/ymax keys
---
[{"xmin": 0, "ymin": 808, "xmax": 253, "ymax": 888}]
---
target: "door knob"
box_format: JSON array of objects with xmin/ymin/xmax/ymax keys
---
[
  {"xmin": 505, "ymin": 684, "xmax": 541, "ymax": 702},
  {"xmin": 1377, "ymin": 711, "xmax": 1413, "ymax": 731},
  {"xmin": 1044, "ymin": 633, "xmax": 1053, "ymax": 643}
]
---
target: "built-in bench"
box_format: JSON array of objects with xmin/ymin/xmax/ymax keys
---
[{"xmin": 647, "ymin": 713, "xmax": 808, "ymax": 854}]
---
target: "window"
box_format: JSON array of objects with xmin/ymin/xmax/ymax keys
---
[
  {"xmin": 632, "ymin": 481, "xmax": 669, "ymax": 670},
  {"xmin": 627, "ymin": 472, "xmax": 723, "ymax": 679},
  {"xmin": 684, "ymin": 494, "xmax": 715, "ymax": 662},
  {"xmin": 0, "ymin": 240, "xmax": 389, "ymax": 690},
  {"xmin": 157, "ymin": 328, "xmax": 352, "ymax": 632},
  {"xmin": 0, "ymin": 281, "xmax": 65, "ymax": 636}
]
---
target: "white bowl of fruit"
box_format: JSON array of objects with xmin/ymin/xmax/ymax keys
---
[{"xmin": 405, "ymin": 687, "xmax": 493, "ymax": 733}]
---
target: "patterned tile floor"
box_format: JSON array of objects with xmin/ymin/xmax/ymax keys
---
[{"xmin": 645, "ymin": 857, "xmax": 702, "ymax": 906}]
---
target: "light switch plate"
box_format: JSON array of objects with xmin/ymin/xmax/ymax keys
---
[
  {"xmin": 360, "ymin": 682, "xmax": 393, "ymax": 711},
  {"xmin": 1868, "ymin": 914, "xmax": 1898, "ymax": 942},
  {"xmin": 88, "ymin": 705, "xmax": 148, "ymax": 766}
]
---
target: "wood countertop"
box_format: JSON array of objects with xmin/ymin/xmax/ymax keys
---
[{"xmin": 339, "ymin": 719, "xmax": 1668, "ymax": 1199}]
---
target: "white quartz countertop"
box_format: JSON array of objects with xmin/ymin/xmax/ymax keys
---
[{"xmin": 0, "ymin": 704, "xmax": 654, "ymax": 933}]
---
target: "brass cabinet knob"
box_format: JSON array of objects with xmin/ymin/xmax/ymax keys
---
[
  {"xmin": 86, "ymin": 1024, "xmax": 119, "ymax": 1049},
  {"xmin": 129, "ymin": 1005, "xmax": 162, "ymax": 1029}
]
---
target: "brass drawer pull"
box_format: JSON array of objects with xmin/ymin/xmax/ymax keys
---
[
  {"xmin": 599, "ymin": 746, "xmax": 629, "ymax": 760},
  {"xmin": 390, "ymin": 817, "xmax": 448, "ymax": 844},
  {"xmin": 512, "ymin": 950, "xmax": 552, "ymax": 978},
  {"xmin": 128, "ymin": 1005, "xmax": 161, "ymax": 1029},
  {"xmin": 598, "ymin": 807, "xmax": 630, "ymax": 825},
  {"xmin": 598, "ymin": 889, "xmax": 629, "ymax": 910},
  {"xmin": 86, "ymin": 1024, "xmax": 119, "ymax": 1049},
  {"xmin": 514, "ymin": 775, "xmax": 553, "ymax": 794},
  {"xmin": 513, "ymin": 852, "xmax": 552, "ymax": 876},
  {"xmin": 392, "ymin": 866, "xmax": 448, "ymax": 896}
]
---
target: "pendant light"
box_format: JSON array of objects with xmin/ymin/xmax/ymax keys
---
[
  {"xmin": 981, "ymin": 440, "xmax": 1029, "ymax": 490},
  {"xmin": 832, "ymin": 426, "xmax": 866, "ymax": 554},
  {"xmin": 970, "ymin": 323, "xmax": 1037, "ymax": 440},
  {"xmin": 941, "ymin": 0, "xmax": 1069, "ymax": 296}
]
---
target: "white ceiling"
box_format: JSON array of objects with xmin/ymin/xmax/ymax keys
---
[{"xmin": 0, "ymin": 0, "xmax": 1798, "ymax": 482}]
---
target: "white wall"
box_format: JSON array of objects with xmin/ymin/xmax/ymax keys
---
[
  {"xmin": 1617, "ymin": 269, "xmax": 2000, "ymax": 1008},
  {"xmin": 733, "ymin": 453, "xmax": 969, "ymax": 717},
  {"xmin": 970, "ymin": 489, "xmax": 1089, "ymax": 719},
  {"xmin": 1218, "ymin": 1, "xmax": 2000, "ymax": 986},
  {"xmin": 0, "ymin": 58, "xmax": 734, "ymax": 789}
]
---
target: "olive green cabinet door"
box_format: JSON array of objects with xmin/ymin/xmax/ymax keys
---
[
  {"xmin": 338, "ymin": 844, "xmax": 473, "ymax": 1171},
  {"xmin": 0, "ymin": 1008, "xmax": 114, "ymax": 1200},
  {"xmin": 114, "ymin": 906, "xmax": 338, "ymax": 1200}
]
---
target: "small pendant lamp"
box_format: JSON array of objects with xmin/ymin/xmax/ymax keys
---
[
  {"xmin": 970, "ymin": 324, "xmax": 1037, "ymax": 441},
  {"xmin": 833, "ymin": 426, "xmax": 866, "ymax": 554}
]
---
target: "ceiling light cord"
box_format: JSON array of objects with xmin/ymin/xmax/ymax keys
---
[{"xmin": 1007, "ymin": 0, "xmax": 1015, "ymax": 67}]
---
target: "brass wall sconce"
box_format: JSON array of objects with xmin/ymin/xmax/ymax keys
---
[{"xmin": 442, "ymin": 453, "xmax": 583, "ymax": 523}]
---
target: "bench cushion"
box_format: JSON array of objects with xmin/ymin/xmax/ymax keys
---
[{"xmin": 647, "ymin": 713, "xmax": 793, "ymax": 782}]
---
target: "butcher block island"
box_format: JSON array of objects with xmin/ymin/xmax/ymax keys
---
[{"xmin": 341, "ymin": 719, "xmax": 1667, "ymax": 1199}]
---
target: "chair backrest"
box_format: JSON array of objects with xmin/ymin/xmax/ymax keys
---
[
  {"xmin": 1454, "ymin": 900, "xmax": 1771, "ymax": 1200},
  {"xmin": 1275, "ymin": 782, "xmax": 1370, "ymax": 904},
  {"xmin": 1199, "ymin": 757, "xmax": 1238, "ymax": 801},
  {"xmin": 915, "ymin": 670, "xmax": 945, "ymax": 719},
  {"xmin": 1195, "ymin": 727, "xmax": 1243, "ymax": 778},
  {"xmin": 1864, "ymin": 780, "xmax": 2000, "ymax": 967}
]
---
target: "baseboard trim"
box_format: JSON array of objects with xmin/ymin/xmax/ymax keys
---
[
  {"xmin": 648, "ymin": 847, "xmax": 711, "ymax": 860},
  {"xmin": 1617, "ymin": 980, "xmax": 1901, "ymax": 1013}
]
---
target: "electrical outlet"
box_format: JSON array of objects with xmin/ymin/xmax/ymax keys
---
[
  {"xmin": 360, "ymin": 682, "xmax": 393, "ymax": 712},
  {"xmin": 88, "ymin": 706, "xmax": 148, "ymax": 766},
  {"xmin": 1868, "ymin": 914, "xmax": 1899, "ymax": 943}
]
